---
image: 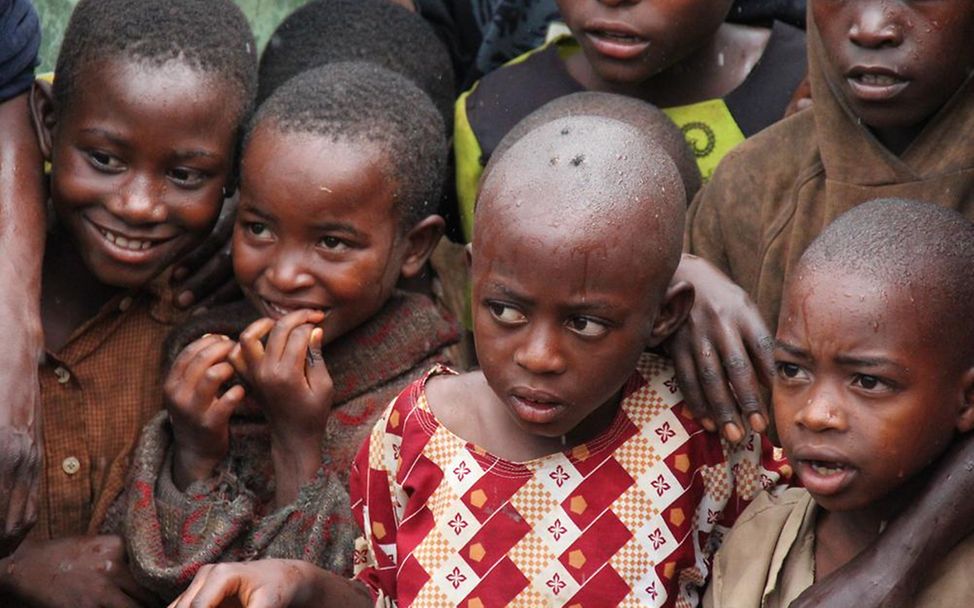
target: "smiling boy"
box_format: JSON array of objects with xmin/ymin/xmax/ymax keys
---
[
  {"xmin": 705, "ymin": 199, "xmax": 974, "ymax": 607},
  {"xmin": 0, "ymin": 1, "xmax": 257, "ymax": 605}
]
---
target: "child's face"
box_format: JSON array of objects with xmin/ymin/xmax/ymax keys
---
[
  {"xmin": 812, "ymin": 0, "xmax": 974, "ymax": 131},
  {"xmin": 470, "ymin": 192, "xmax": 686, "ymax": 441},
  {"xmin": 556, "ymin": 0, "xmax": 732, "ymax": 85},
  {"xmin": 233, "ymin": 127, "xmax": 421, "ymax": 346},
  {"xmin": 774, "ymin": 269, "xmax": 973, "ymax": 513},
  {"xmin": 37, "ymin": 59, "xmax": 237, "ymax": 289}
]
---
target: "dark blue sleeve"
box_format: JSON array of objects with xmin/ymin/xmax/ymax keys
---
[{"xmin": 0, "ymin": 0, "xmax": 41, "ymax": 102}]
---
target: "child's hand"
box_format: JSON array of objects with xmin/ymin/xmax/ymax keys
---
[
  {"xmin": 234, "ymin": 310, "xmax": 331, "ymax": 507},
  {"xmin": 164, "ymin": 334, "xmax": 245, "ymax": 489},
  {"xmin": 234, "ymin": 310, "xmax": 332, "ymax": 441},
  {"xmin": 0, "ymin": 535, "xmax": 158, "ymax": 608},
  {"xmin": 169, "ymin": 560, "xmax": 367, "ymax": 608},
  {"xmin": 665, "ymin": 254, "xmax": 774, "ymax": 443}
]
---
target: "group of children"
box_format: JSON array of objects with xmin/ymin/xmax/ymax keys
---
[{"xmin": 1, "ymin": 0, "xmax": 974, "ymax": 607}]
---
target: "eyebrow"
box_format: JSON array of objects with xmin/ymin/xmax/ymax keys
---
[
  {"xmin": 79, "ymin": 128, "xmax": 218, "ymax": 160},
  {"xmin": 239, "ymin": 204, "xmax": 365, "ymax": 239},
  {"xmin": 776, "ymin": 340, "xmax": 908, "ymax": 372},
  {"xmin": 775, "ymin": 340, "xmax": 809, "ymax": 360},
  {"xmin": 482, "ymin": 280, "xmax": 623, "ymax": 313}
]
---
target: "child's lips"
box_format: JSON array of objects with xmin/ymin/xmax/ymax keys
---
[
  {"xmin": 509, "ymin": 390, "xmax": 566, "ymax": 425},
  {"xmin": 795, "ymin": 458, "xmax": 857, "ymax": 497},
  {"xmin": 846, "ymin": 67, "xmax": 910, "ymax": 102},
  {"xmin": 584, "ymin": 24, "xmax": 650, "ymax": 61}
]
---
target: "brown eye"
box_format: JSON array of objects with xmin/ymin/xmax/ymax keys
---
[
  {"xmin": 487, "ymin": 301, "xmax": 526, "ymax": 324},
  {"xmin": 566, "ymin": 316, "xmax": 608, "ymax": 338}
]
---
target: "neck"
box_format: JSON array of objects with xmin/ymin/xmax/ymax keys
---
[
  {"xmin": 870, "ymin": 122, "xmax": 928, "ymax": 157},
  {"xmin": 814, "ymin": 474, "xmax": 923, "ymax": 580},
  {"xmin": 566, "ymin": 22, "xmax": 771, "ymax": 107},
  {"xmin": 42, "ymin": 235, "xmax": 120, "ymax": 352}
]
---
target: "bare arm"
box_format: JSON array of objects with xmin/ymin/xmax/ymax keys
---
[{"xmin": 0, "ymin": 91, "xmax": 45, "ymax": 557}]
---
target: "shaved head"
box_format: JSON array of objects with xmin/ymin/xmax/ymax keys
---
[
  {"xmin": 477, "ymin": 115, "xmax": 686, "ymax": 293},
  {"xmin": 796, "ymin": 198, "xmax": 974, "ymax": 362},
  {"xmin": 491, "ymin": 92, "xmax": 701, "ymax": 199}
]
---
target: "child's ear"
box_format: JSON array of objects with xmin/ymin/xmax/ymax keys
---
[
  {"xmin": 29, "ymin": 79, "xmax": 57, "ymax": 161},
  {"xmin": 956, "ymin": 367, "xmax": 974, "ymax": 434},
  {"xmin": 398, "ymin": 215, "xmax": 446, "ymax": 279},
  {"xmin": 646, "ymin": 280, "xmax": 695, "ymax": 348}
]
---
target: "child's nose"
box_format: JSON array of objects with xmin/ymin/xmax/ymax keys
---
[
  {"xmin": 514, "ymin": 323, "xmax": 568, "ymax": 375},
  {"xmin": 794, "ymin": 387, "xmax": 848, "ymax": 433},
  {"xmin": 266, "ymin": 248, "xmax": 315, "ymax": 292},
  {"xmin": 849, "ymin": 3, "xmax": 904, "ymax": 49},
  {"xmin": 110, "ymin": 175, "xmax": 167, "ymax": 224}
]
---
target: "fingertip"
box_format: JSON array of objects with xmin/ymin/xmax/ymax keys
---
[
  {"xmin": 749, "ymin": 412, "xmax": 768, "ymax": 434},
  {"xmin": 310, "ymin": 327, "xmax": 324, "ymax": 349},
  {"xmin": 177, "ymin": 290, "xmax": 195, "ymax": 308},
  {"xmin": 700, "ymin": 417, "xmax": 716, "ymax": 433},
  {"xmin": 723, "ymin": 422, "xmax": 743, "ymax": 444}
]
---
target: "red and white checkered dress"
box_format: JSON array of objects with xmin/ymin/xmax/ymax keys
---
[{"xmin": 350, "ymin": 353, "xmax": 790, "ymax": 607}]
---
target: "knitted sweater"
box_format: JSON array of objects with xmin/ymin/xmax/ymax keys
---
[{"xmin": 111, "ymin": 292, "xmax": 460, "ymax": 602}]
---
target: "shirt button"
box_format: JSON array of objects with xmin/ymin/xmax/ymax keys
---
[
  {"xmin": 118, "ymin": 296, "xmax": 133, "ymax": 312},
  {"xmin": 61, "ymin": 456, "xmax": 81, "ymax": 476},
  {"xmin": 54, "ymin": 366, "xmax": 71, "ymax": 384}
]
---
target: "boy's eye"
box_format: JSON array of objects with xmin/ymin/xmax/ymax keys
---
[
  {"xmin": 318, "ymin": 236, "xmax": 348, "ymax": 251},
  {"xmin": 776, "ymin": 362, "xmax": 807, "ymax": 380},
  {"xmin": 566, "ymin": 316, "xmax": 608, "ymax": 338},
  {"xmin": 487, "ymin": 301, "xmax": 527, "ymax": 325},
  {"xmin": 87, "ymin": 150, "xmax": 123, "ymax": 171},
  {"xmin": 852, "ymin": 374, "xmax": 891, "ymax": 392},
  {"xmin": 245, "ymin": 222, "xmax": 269, "ymax": 238},
  {"xmin": 167, "ymin": 167, "xmax": 206, "ymax": 187}
]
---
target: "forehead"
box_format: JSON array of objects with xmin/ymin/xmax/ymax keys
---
[
  {"xmin": 778, "ymin": 268, "xmax": 936, "ymax": 349},
  {"xmin": 63, "ymin": 57, "xmax": 238, "ymax": 140},
  {"xmin": 241, "ymin": 126, "xmax": 398, "ymax": 222}
]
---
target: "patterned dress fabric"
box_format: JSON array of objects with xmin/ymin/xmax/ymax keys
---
[{"xmin": 351, "ymin": 353, "xmax": 790, "ymax": 607}]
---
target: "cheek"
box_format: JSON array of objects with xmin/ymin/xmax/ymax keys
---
[{"xmin": 231, "ymin": 240, "xmax": 263, "ymax": 289}]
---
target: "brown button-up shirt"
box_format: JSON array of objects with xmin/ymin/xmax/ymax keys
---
[{"xmin": 35, "ymin": 280, "xmax": 181, "ymax": 539}]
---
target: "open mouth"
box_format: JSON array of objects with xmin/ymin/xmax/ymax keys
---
[
  {"xmin": 96, "ymin": 226, "xmax": 160, "ymax": 251},
  {"xmin": 847, "ymin": 69, "xmax": 910, "ymax": 101},
  {"xmin": 260, "ymin": 297, "xmax": 328, "ymax": 319},
  {"xmin": 509, "ymin": 391, "xmax": 566, "ymax": 425},
  {"xmin": 796, "ymin": 458, "xmax": 856, "ymax": 496},
  {"xmin": 584, "ymin": 27, "xmax": 650, "ymax": 60}
]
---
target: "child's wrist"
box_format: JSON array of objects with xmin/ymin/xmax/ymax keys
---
[{"xmin": 172, "ymin": 446, "xmax": 225, "ymax": 491}]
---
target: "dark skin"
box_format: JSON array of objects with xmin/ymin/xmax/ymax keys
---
[
  {"xmin": 696, "ymin": 0, "xmax": 974, "ymax": 608},
  {"xmin": 166, "ymin": 126, "xmax": 444, "ymax": 508},
  {"xmin": 557, "ymin": 0, "xmax": 772, "ymax": 107},
  {"xmin": 0, "ymin": 58, "xmax": 239, "ymax": 608},
  {"xmin": 775, "ymin": 268, "xmax": 974, "ymax": 590},
  {"xmin": 0, "ymin": 92, "xmax": 44, "ymax": 558}
]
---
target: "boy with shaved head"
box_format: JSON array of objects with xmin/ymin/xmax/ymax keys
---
[
  {"xmin": 169, "ymin": 114, "xmax": 788, "ymax": 608},
  {"xmin": 707, "ymin": 199, "xmax": 974, "ymax": 607}
]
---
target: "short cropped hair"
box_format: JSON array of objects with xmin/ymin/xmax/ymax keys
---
[
  {"xmin": 257, "ymin": 0, "xmax": 454, "ymax": 125},
  {"xmin": 800, "ymin": 198, "xmax": 974, "ymax": 357},
  {"xmin": 249, "ymin": 62, "xmax": 447, "ymax": 229},
  {"xmin": 493, "ymin": 92, "xmax": 702, "ymax": 199},
  {"xmin": 54, "ymin": 0, "xmax": 257, "ymax": 121}
]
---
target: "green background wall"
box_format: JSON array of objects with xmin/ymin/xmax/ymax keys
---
[{"xmin": 33, "ymin": 0, "xmax": 314, "ymax": 73}]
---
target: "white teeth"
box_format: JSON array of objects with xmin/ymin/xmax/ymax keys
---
[
  {"xmin": 859, "ymin": 73, "xmax": 899, "ymax": 86},
  {"xmin": 810, "ymin": 462, "xmax": 845, "ymax": 476},
  {"xmin": 99, "ymin": 228, "xmax": 153, "ymax": 251}
]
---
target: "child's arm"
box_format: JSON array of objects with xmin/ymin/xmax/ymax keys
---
[
  {"xmin": 665, "ymin": 254, "xmax": 775, "ymax": 443},
  {"xmin": 164, "ymin": 334, "xmax": 244, "ymax": 490},
  {"xmin": 234, "ymin": 310, "xmax": 330, "ymax": 508},
  {"xmin": 789, "ymin": 435, "xmax": 974, "ymax": 608},
  {"xmin": 0, "ymin": 91, "xmax": 44, "ymax": 558},
  {"xmin": 167, "ymin": 560, "xmax": 371, "ymax": 608},
  {"xmin": 0, "ymin": 535, "xmax": 158, "ymax": 608}
]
